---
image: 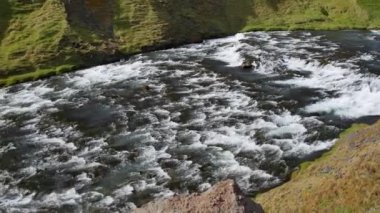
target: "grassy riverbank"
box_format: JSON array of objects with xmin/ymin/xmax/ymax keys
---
[
  {"xmin": 255, "ymin": 121, "xmax": 380, "ymax": 212},
  {"xmin": 0, "ymin": 0, "xmax": 380, "ymax": 86}
]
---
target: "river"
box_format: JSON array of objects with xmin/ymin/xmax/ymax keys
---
[{"xmin": 0, "ymin": 30, "xmax": 379, "ymax": 212}]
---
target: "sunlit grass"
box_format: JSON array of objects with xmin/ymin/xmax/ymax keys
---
[
  {"xmin": 255, "ymin": 122, "xmax": 380, "ymax": 212},
  {"xmin": 1, "ymin": 0, "xmax": 379, "ymax": 87},
  {"xmin": 0, "ymin": 0, "xmax": 69, "ymax": 76},
  {"xmin": 243, "ymin": 0, "xmax": 372, "ymax": 31}
]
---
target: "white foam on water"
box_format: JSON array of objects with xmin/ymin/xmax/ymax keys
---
[
  {"xmin": 270, "ymin": 112, "xmax": 302, "ymax": 126},
  {"xmin": 285, "ymin": 139, "xmax": 335, "ymax": 158},
  {"xmin": 207, "ymin": 33, "xmax": 250, "ymax": 67},
  {"xmin": 0, "ymin": 143, "xmax": 16, "ymax": 155},
  {"xmin": 113, "ymin": 185, "xmax": 134, "ymax": 199},
  {"xmin": 181, "ymin": 141, "xmax": 208, "ymax": 152},
  {"xmin": 305, "ymin": 84, "xmax": 380, "ymax": 118},
  {"xmin": 38, "ymin": 137, "xmax": 77, "ymax": 150},
  {"xmin": 39, "ymin": 188, "xmax": 82, "ymax": 208},
  {"xmin": 98, "ymin": 196, "xmax": 114, "ymax": 206},
  {"xmin": 360, "ymin": 53, "xmax": 375, "ymax": 61},
  {"xmin": 76, "ymin": 173, "xmax": 92, "ymax": 183},
  {"xmin": 211, "ymin": 45, "xmax": 245, "ymax": 67},
  {"xmin": 213, "ymin": 151, "xmax": 254, "ymax": 180},
  {"xmin": 275, "ymin": 55, "xmax": 380, "ymax": 118},
  {"xmin": 0, "ymin": 86, "xmax": 55, "ymax": 116},
  {"xmin": 204, "ymin": 126, "xmax": 258, "ymax": 154},
  {"xmin": 67, "ymin": 60, "xmax": 149, "ymax": 88},
  {"xmin": 18, "ymin": 167, "xmax": 37, "ymax": 179},
  {"xmin": 266, "ymin": 123, "xmax": 307, "ymax": 137},
  {"xmin": 283, "ymin": 58, "xmax": 353, "ymax": 87},
  {"xmin": 136, "ymin": 146, "xmax": 171, "ymax": 166},
  {"xmin": 251, "ymin": 118, "xmax": 278, "ymax": 129},
  {"xmin": 0, "ymin": 192, "xmax": 36, "ymax": 208},
  {"xmin": 260, "ymin": 144, "xmax": 284, "ymax": 162},
  {"xmin": 0, "ymin": 119, "xmax": 6, "ymax": 128},
  {"xmin": 264, "ymin": 112, "xmax": 308, "ymax": 138},
  {"xmin": 198, "ymin": 183, "xmax": 211, "ymax": 192}
]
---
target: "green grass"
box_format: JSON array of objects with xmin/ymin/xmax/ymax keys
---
[
  {"xmin": 256, "ymin": 121, "xmax": 380, "ymax": 212},
  {"xmin": 358, "ymin": 0, "xmax": 380, "ymax": 27},
  {"xmin": 339, "ymin": 123, "xmax": 369, "ymax": 138},
  {"xmin": 294, "ymin": 123, "xmax": 369, "ymax": 174},
  {"xmin": 243, "ymin": 0, "xmax": 372, "ymax": 31},
  {"xmin": 0, "ymin": 0, "xmax": 12, "ymax": 38},
  {"xmin": 0, "ymin": 0, "xmax": 69, "ymax": 76},
  {"xmin": 1, "ymin": 0, "xmax": 380, "ymax": 86},
  {"xmin": 0, "ymin": 64, "xmax": 76, "ymax": 87},
  {"xmin": 0, "ymin": 0, "xmax": 111, "ymax": 85},
  {"xmin": 114, "ymin": 0, "xmax": 168, "ymax": 53}
]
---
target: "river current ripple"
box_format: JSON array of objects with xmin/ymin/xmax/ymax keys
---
[{"xmin": 0, "ymin": 31, "xmax": 379, "ymax": 212}]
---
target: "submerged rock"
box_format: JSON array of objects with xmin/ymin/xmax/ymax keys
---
[
  {"xmin": 241, "ymin": 57, "xmax": 261, "ymax": 70},
  {"xmin": 241, "ymin": 59, "xmax": 254, "ymax": 69},
  {"xmin": 134, "ymin": 180, "xmax": 264, "ymax": 213}
]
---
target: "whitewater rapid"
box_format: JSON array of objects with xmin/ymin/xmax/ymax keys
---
[{"xmin": 0, "ymin": 30, "xmax": 379, "ymax": 212}]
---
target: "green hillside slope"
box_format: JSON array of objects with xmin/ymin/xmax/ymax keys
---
[{"xmin": 0, "ymin": 0, "xmax": 379, "ymax": 86}]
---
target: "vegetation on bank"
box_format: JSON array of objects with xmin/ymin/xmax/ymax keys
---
[
  {"xmin": 255, "ymin": 122, "xmax": 380, "ymax": 212},
  {"xmin": 0, "ymin": 0, "xmax": 119, "ymax": 86},
  {"xmin": 244, "ymin": 0, "xmax": 380, "ymax": 31},
  {"xmin": 0, "ymin": 0, "xmax": 380, "ymax": 86}
]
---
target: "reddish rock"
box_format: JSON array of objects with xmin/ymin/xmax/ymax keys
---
[{"xmin": 134, "ymin": 180, "xmax": 264, "ymax": 213}]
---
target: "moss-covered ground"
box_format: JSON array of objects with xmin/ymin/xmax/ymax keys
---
[
  {"xmin": 255, "ymin": 122, "xmax": 380, "ymax": 212},
  {"xmin": 0, "ymin": 0, "xmax": 118, "ymax": 86},
  {"xmin": 243, "ymin": 0, "xmax": 376, "ymax": 31}
]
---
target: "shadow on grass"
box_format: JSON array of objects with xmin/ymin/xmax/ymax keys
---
[
  {"xmin": 265, "ymin": 0, "xmax": 282, "ymax": 11},
  {"xmin": 0, "ymin": 0, "xmax": 12, "ymax": 39},
  {"xmin": 149, "ymin": 0, "xmax": 256, "ymax": 45}
]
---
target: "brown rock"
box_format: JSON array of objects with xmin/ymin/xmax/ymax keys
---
[
  {"xmin": 134, "ymin": 180, "xmax": 264, "ymax": 213},
  {"xmin": 241, "ymin": 59, "xmax": 253, "ymax": 69}
]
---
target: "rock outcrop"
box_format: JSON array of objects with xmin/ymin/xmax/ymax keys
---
[{"xmin": 134, "ymin": 180, "xmax": 264, "ymax": 213}]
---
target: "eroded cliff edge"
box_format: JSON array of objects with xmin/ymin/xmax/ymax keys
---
[{"xmin": 0, "ymin": 0, "xmax": 380, "ymax": 85}]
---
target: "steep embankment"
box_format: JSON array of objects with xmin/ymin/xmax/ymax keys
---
[
  {"xmin": 0, "ymin": 0, "xmax": 379, "ymax": 86},
  {"xmin": 0, "ymin": 0, "xmax": 121, "ymax": 86},
  {"xmin": 255, "ymin": 122, "xmax": 380, "ymax": 212}
]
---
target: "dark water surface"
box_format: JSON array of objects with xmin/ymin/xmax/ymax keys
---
[{"xmin": 0, "ymin": 30, "xmax": 379, "ymax": 212}]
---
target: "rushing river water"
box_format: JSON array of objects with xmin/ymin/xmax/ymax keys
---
[{"xmin": 0, "ymin": 30, "xmax": 379, "ymax": 212}]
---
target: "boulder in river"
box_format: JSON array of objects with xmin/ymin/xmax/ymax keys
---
[
  {"xmin": 134, "ymin": 180, "xmax": 264, "ymax": 213},
  {"xmin": 241, "ymin": 58, "xmax": 254, "ymax": 69}
]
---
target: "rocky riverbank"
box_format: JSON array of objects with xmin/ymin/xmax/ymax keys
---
[
  {"xmin": 255, "ymin": 121, "xmax": 380, "ymax": 212},
  {"xmin": 134, "ymin": 180, "xmax": 264, "ymax": 213},
  {"xmin": 1, "ymin": 0, "xmax": 380, "ymax": 86},
  {"xmin": 135, "ymin": 122, "xmax": 380, "ymax": 212}
]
